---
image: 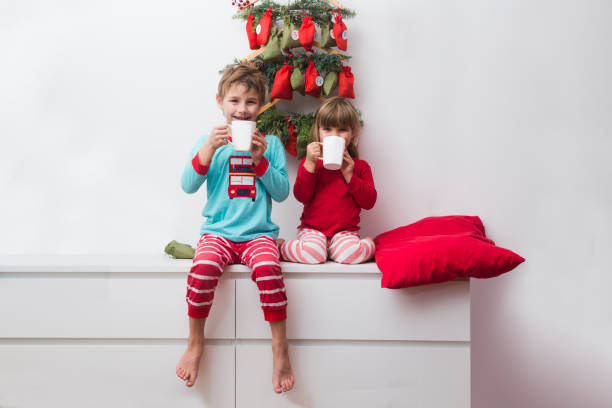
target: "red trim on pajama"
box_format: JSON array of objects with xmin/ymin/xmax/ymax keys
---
[
  {"xmin": 187, "ymin": 234, "xmax": 287, "ymax": 321},
  {"xmin": 281, "ymin": 228, "xmax": 376, "ymax": 264}
]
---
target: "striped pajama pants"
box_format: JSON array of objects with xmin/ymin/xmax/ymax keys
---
[
  {"xmin": 280, "ymin": 228, "xmax": 376, "ymax": 265},
  {"xmin": 186, "ymin": 234, "xmax": 287, "ymax": 322}
]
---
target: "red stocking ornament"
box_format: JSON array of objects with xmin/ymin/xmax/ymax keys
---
[
  {"xmin": 270, "ymin": 63, "xmax": 293, "ymax": 100},
  {"xmin": 246, "ymin": 14, "xmax": 258, "ymax": 50},
  {"xmin": 333, "ymin": 11, "xmax": 348, "ymax": 51},
  {"xmin": 256, "ymin": 6, "xmax": 273, "ymax": 46},
  {"xmin": 304, "ymin": 60, "xmax": 323, "ymax": 97},
  {"xmin": 284, "ymin": 117, "xmax": 297, "ymax": 157},
  {"xmin": 298, "ymin": 14, "xmax": 315, "ymax": 51},
  {"xmin": 338, "ymin": 65, "xmax": 355, "ymax": 98}
]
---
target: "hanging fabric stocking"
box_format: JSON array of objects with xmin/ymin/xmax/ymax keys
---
[
  {"xmin": 281, "ymin": 16, "xmax": 301, "ymax": 50},
  {"xmin": 320, "ymin": 15, "xmax": 337, "ymax": 49},
  {"xmin": 246, "ymin": 14, "xmax": 258, "ymax": 50},
  {"xmin": 263, "ymin": 27, "xmax": 283, "ymax": 62},
  {"xmin": 270, "ymin": 63, "xmax": 293, "ymax": 100},
  {"xmin": 338, "ymin": 65, "xmax": 355, "ymax": 98},
  {"xmin": 333, "ymin": 10, "xmax": 348, "ymax": 51},
  {"xmin": 284, "ymin": 117, "xmax": 297, "ymax": 157},
  {"xmin": 298, "ymin": 14, "xmax": 315, "ymax": 51},
  {"xmin": 256, "ymin": 6, "xmax": 273, "ymax": 46},
  {"xmin": 323, "ymin": 71, "xmax": 338, "ymax": 96},
  {"xmin": 290, "ymin": 63, "xmax": 305, "ymax": 95},
  {"xmin": 304, "ymin": 60, "xmax": 323, "ymax": 97}
]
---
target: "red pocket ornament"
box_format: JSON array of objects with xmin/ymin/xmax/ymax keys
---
[
  {"xmin": 270, "ymin": 63, "xmax": 293, "ymax": 100},
  {"xmin": 256, "ymin": 6, "xmax": 273, "ymax": 46},
  {"xmin": 246, "ymin": 14, "xmax": 258, "ymax": 50},
  {"xmin": 333, "ymin": 11, "xmax": 348, "ymax": 51},
  {"xmin": 338, "ymin": 65, "xmax": 355, "ymax": 98},
  {"xmin": 304, "ymin": 60, "xmax": 323, "ymax": 97},
  {"xmin": 284, "ymin": 117, "xmax": 297, "ymax": 157},
  {"xmin": 298, "ymin": 14, "xmax": 315, "ymax": 51}
]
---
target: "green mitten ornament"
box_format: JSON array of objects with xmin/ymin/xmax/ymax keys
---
[
  {"xmin": 320, "ymin": 21, "xmax": 337, "ymax": 48},
  {"xmin": 164, "ymin": 240, "xmax": 195, "ymax": 259},
  {"xmin": 263, "ymin": 27, "xmax": 283, "ymax": 62},
  {"xmin": 280, "ymin": 19, "xmax": 301, "ymax": 50},
  {"xmin": 322, "ymin": 71, "xmax": 338, "ymax": 96},
  {"xmin": 290, "ymin": 66, "xmax": 305, "ymax": 95}
]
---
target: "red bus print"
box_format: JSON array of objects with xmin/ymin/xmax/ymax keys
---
[{"xmin": 228, "ymin": 156, "xmax": 256, "ymax": 201}]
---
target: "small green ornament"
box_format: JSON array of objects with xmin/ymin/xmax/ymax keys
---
[
  {"xmin": 320, "ymin": 21, "xmax": 337, "ymax": 48},
  {"xmin": 322, "ymin": 71, "xmax": 338, "ymax": 96},
  {"xmin": 263, "ymin": 27, "xmax": 284, "ymax": 62},
  {"xmin": 281, "ymin": 20, "xmax": 301, "ymax": 50},
  {"xmin": 290, "ymin": 66, "xmax": 305, "ymax": 95},
  {"xmin": 164, "ymin": 240, "xmax": 195, "ymax": 259}
]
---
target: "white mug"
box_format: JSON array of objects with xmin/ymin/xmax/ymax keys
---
[
  {"xmin": 320, "ymin": 135, "xmax": 346, "ymax": 170},
  {"xmin": 229, "ymin": 120, "xmax": 256, "ymax": 152}
]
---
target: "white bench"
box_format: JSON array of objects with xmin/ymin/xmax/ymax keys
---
[{"xmin": 0, "ymin": 255, "xmax": 470, "ymax": 407}]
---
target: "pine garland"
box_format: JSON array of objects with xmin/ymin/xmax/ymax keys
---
[
  {"xmin": 256, "ymin": 108, "xmax": 315, "ymax": 158},
  {"xmin": 233, "ymin": 0, "xmax": 355, "ymax": 27}
]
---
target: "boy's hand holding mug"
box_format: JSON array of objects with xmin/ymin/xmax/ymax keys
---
[
  {"xmin": 304, "ymin": 141, "xmax": 322, "ymax": 173},
  {"xmin": 199, "ymin": 124, "xmax": 230, "ymax": 166},
  {"xmin": 250, "ymin": 129, "xmax": 267, "ymax": 166}
]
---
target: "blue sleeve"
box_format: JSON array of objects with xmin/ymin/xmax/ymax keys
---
[
  {"xmin": 258, "ymin": 135, "xmax": 290, "ymax": 202},
  {"xmin": 180, "ymin": 135, "xmax": 208, "ymax": 194}
]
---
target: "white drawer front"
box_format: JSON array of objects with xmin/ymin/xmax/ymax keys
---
[
  {"xmin": 236, "ymin": 344, "xmax": 470, "ymax": 408},
  {"xmin": 236, "ymin": 278, "xmax": 470, "ymax": 341},
  {"xmin": 0, "ymin": 275, "xmax": 235, "ymax": 339},
  {"xmin": 0, "ymin": 343, "xmax": 234, "ymax": 408}
]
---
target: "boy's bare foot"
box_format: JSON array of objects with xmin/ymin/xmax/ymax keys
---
[
  {"xmin": 176, "ymin": 340, "xmax": 204, "ymax": 387},
  {"xmin": 272, "ymin": 340, "xmax": 294, "ymax": 393},
  {"xmin": 276, "ymin": 238, "xmax": 285, "ymax": 248}
]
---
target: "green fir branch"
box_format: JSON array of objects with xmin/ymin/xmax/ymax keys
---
[{"xmin": 233, "ymin": 0, "xmax": 356, "ymax": 27}]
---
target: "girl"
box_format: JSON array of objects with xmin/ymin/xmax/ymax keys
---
[{"xmin": 280, "ymin": 97, "xmax": 377, "ymax": 264}]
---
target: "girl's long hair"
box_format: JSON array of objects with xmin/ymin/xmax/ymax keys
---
[{"xmin": 310, "ymin": 97, "xmax": 361, "ymax": 158}]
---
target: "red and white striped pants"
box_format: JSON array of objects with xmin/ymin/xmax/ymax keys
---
[
  {"xmin": 280, "ymin": 228, "xmax": 376, "ymax": 265},
  {"xmin": 186, "ymin": 234, "xmax": 287, "ymax": 322}
]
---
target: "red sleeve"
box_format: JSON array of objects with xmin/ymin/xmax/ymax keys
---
[
  {"xmin": 192, "ymin": 153, "xmax": 209, "ymax": 176},
  {"xmin": 293, "ymin": 159, "xmax": 318, "ymax": 204},
  {"xmin": 253, "ymin": 157, "xmax": 269, "ymax": 177},
  {"xmin": 346, "ymin": 160, "xmax": 377, "ymax": 210}
]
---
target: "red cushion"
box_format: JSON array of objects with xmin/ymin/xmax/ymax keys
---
[{"xmin": 375, "ymin": 216, "xmax": 525, "ymax": 288}]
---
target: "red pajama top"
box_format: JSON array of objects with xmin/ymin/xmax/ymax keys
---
[{"xmin": 294, "ymin": 158, "xmax": 377, "ymax": 238}]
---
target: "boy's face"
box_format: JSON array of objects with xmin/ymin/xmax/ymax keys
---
[{"xmin": 216, "ymin": 83, "xmax": 261, "ymax": 123}]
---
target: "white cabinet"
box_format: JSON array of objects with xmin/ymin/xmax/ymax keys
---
[{"xmin": 0, "ymin": 255, "xmax": 470, "ymax": 407}]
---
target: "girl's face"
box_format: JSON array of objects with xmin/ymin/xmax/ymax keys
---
[
  {"xmin": 216, "ymin": 83, "xmax": 261, "ymax": 123},
  {"xmin": 319, "ymin": 125, "xmax": 353, "ymax": 146}
]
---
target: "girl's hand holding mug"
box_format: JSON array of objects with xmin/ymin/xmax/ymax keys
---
[
  {"xmin": 341, "ymin": 150, "xmax": 354, "ymax": 183},
  {"xmin": 304, "ymin": 141, "xmax": 322, "ymax": 173}
]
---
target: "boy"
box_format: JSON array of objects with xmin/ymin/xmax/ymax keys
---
[{"xmin": 176, "ymin": 63, "xmax": 294, "ymax": 394}]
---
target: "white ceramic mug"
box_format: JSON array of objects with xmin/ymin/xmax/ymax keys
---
[
  {"xmin": 320, "ymin": 135, "xmax": 346, "ymax": 170},
  {"xmin": 229, "ymin": 120, "xmax": 256, "ymax": 152}
]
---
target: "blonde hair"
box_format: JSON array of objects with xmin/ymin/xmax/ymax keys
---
[
  {"xmin": 311, "ymin": 97, "xmax": 361, "ymax": 158},
  {"xmin": 218, "ymin": 63, "xmax": 267, "ymax": 105}
]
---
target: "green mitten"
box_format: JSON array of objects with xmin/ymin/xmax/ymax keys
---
[
  {"xmin": 320, "ymin": 21, "xmax": 337, "ymax": 48},
  {"xmin": 281, "ymin": 20, "xmax": 301, "ymax": 50},
  {"xmin": 263, "ymin": 27, "xmax": 284, "ymax": 62},
  {"xmin": 164, "ymin": 240, "xmax": 195, "ymax": 259},
  {"xmin": 290, "ymin": 66, "xmax": 305, "ymax": 95},
  {"xmin": 322, "ymin": 71, "xmax": 338, "ymax": 96}
]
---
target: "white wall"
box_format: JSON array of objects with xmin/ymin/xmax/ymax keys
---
[{"xmin": 1, "ymin": 0, "xmax": 611, "ymax": 406}]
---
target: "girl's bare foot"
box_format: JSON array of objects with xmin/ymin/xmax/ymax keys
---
[
  {"xmin": 276, "ymin": 238, "xmax": 285, "ymax": 248},
  {"xmin": 272, "ymin": 340, "xmax": 294, "ymax": 393},
  {"xmin": 176, "ymin": 340, "xmax": 204, "ymax": 387}
]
